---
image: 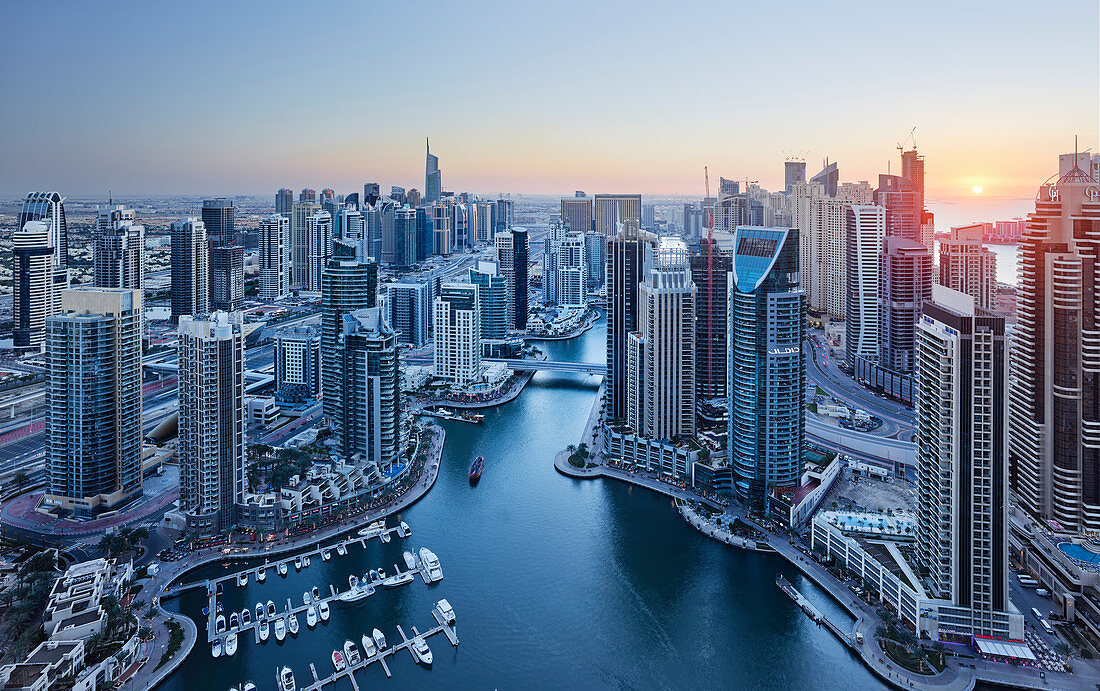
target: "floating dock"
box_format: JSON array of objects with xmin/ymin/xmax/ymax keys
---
[{"xmin": 776, "ymin": 574, "xmax": 856, "ymax": 649}]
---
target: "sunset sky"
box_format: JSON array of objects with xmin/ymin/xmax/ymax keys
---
[{"xmin": 1, "ymin": 1, "xmax": 1096, "ymax": 227}]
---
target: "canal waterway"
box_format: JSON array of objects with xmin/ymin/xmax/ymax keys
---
[{"xmin": 161, "ymin": 322, "xmax": 880, "ymax": 690}]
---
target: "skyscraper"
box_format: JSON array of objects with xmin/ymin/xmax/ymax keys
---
[
  {"xmin": 392, "ymin": 206, "xmax": 418, "ymax": 267},
  {"xmin": 560, "ymin": 195, "xmax": 593, "ymax": 236},
  {"xmin": 493, "ymin": 198, "xmax": 514, "ymax": 237},
  {"xmin": 494, "ymin": 228, "xmax": 528, "ymax": 330},
  {"xmin": 321, "ymin": 242, "xmax": 379, "ymax": 428},
  {"xmin": 939, "ymin": 224, "xmax": 997, "ymax": 311},
  {"xmin": 689, "ymin": 241, "xmax": 731, "ymax": 411},
  {"xmin": 784, "ymin": 160, "xmax": 807, "ymax": 193},
  {"xmin": 425, "ymin": 138, "xmax": 442, "ymax": 204},
  {"xmin": 13, "ymin": 221, "xmax": 57, "ymax": 351},
  {"xmin": 626, "ymin": 243, "xmax": 696, "ymax": 441},
  {"xmin": 275, "ymin": 188, "xmax": 294, "ymax": 217},
  {"xmin": 201, "ymin": 197, "xmax": 235, "ymax": 245},
  {"xmin": 44, "ymin": 288, "xmax": 143, "ymax": 518},
  {"xmin": 259, "ymin": 213, "xmax": 290, "ymax": 300},
  {"xmin": 19, "ymin": 191, "xmax": 68, "ymax": 270},
  {"xmin": 210, "ymin": 245, "xmax": 244, "ymax": 312},
  {"xmin": 606, "ymin": 221, "xmax": 652, "ymax": 420},
  {"xmin": 916, "ymin": 285, "xmax": 1016, "ymax": 636},
  {"xmin": 387, "ymin": 281, "xmax": 430, "ymax": 347},
  {"xmin": 291, "ymin": 201, "xmax": 321, "ymax": 287},
  {"xmin": 275, "ymin": 325, "xmax": 321, "ymax": 402},
  {"xmin": 845, "ymin": 205, "xmax": 886, "ymax": 364},
  {"xmin": 364, "ymin": 182, "xmax": 381, "ymax": 207},
  {"xmin": 594, "ymin": 194, "xmax": 642, "ymax": 236},
  {"xmin": 469, "ymin": 260, "xmax": 509, "ymax": 339},
  {"xmin": 1009, "ymin": 155, "xmax": 1100, "ymax": 530},
  {"xmin": 433, "ymin": 283, "xmax": 480, "ymax": 384},
  {"xmin": 416, "ymin": 207, "xmax": 433, "ymax": 261},
  {"xmin": 557, "ymin": 232, "xmax": 586, "ymax": 307},
  {"xmin": 332, "ymin": 307, "xmax": 405, "ymax": 466},
  {"xmin": 809, "ymin": 160, "xmax": 839, "ymax": 197},
  {"xmin": 299, "ymin": 188, "xmax": 316, "ymax": 202},
  {"xmin": 585, "ymin": 233, "xmax": 604, "ymax": 289},
  {"xmin": 727, "ymin": 226, "xmax": 805, "ymax": 510},
  {"xmin": 177, "ymin": 311, "xmax": 246, "ymax": 536},
  {"xmin": 170, "ymin": 218, "xmax": 209, "ymax": 322},
  {"xmin": 432, "ymin": 201, "xmax": 453, "ymax": 256},
  {"xmin": 94, "ymin": 204, "xmax": 144, "ymax": 291},
  {"xmin": 306, "ymin": 209, "xmax": 333, "ymax": 291},
  {"xmin": 878, "ymin": 236, "xmax": 933, "ymax": 375}
]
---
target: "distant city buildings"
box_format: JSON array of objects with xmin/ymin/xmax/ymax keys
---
[
  {"xmin": 210, "ymin": 244, "xmax": 244, "ymax": 312},
  {"xmin": 305, "ymin": 209, "xmax": 333, "ymax": 292},
  {"xmin": 170, "ymin": 217, "xmax": 208, "ymax": 322},
  {"xmin": 557, "ymin": 233, "xmax": 586, "ymax": 307},
  {"xmin": 594, "ymin": 194, "xmax": 642, "ymax": 236},
  {"xmin": 425, "ymin": 138, "xmax": 442, "ymax": 204},
  {"xmin": 291, "ymin": 200, "xmax": 321, "ymax": 288},
  {"xmin": 940, "ymin": 224, "xmax": 997, "ymax": 310},
  {"xmin": 93, "ymin": 204, "xmax": 144, "ymax": 291}
]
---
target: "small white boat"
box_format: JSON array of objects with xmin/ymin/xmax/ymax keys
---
[
  {"xmin": 361, "ymin": 634, "xmax": 376, "ymax": 658},
  {"xmin": 321, "ymin": 549, "xmax": 331, "ymax": 561},
  {"xmin": 367, "ymin": 569, "xmax": 382, "ymax": 585},
  {"xmin": 411, "ymin": 636, "xmax": 432, "ymax": 666},
  {"xmin": 241, "ymin": 608, "xmax": 251, "ymax": 626},
  {"xmin": 379, "ymin": 532, "xmax": 391, "ymax": 543},
  {"xmin": 288, "ymin": 613, "xmax": 299, "ymax": 635},
  {"xmin": 257, "ymin": 566, "xmax": 266, "ymax": 583},
  {"xmin": 277, "ymin": 666, "xmax": 295, "ymax": 691},
  {"xmin": 311, "ymin": 586, "xmax": 320, "ymax": 601},
  {"xmin": 306, "ymin": 606, "xmax": 318, "ymax": 628},
  {"xmin": 229, "ymin": 611, "xmax": 239, "ymax": 629},
  {"xmin": 278, "ymin": 562, "xmax": 287, "ymax": 577},
  {"xmin": 372, "ymin": 628, "xmax": 386, "ymax": 650},
  {"xmin": 294, "ymin": 556, "xmax": 302, "ymax": 571},
  {"xmin": 225, "ymin": 632, "xmax": 238, "ymax": 656},
  {"xmin": 216, "ymin": 614, "xmax": 227, "ymax": 635},
  {"xmin": 381, "ymin": 571, "xmax": 414, "ymax": 589},
  {"xmin": 331, "ymin": 650, "xmax": 346, "ymax": 672},
  {"xmin": 403, "ymin": 551, "xmax": 416, "ymax": 570},
  {"xmin": 436, "ymin": 599, "xmax": 455, "ymax": 624},
  {"xmin": 343, "ymin": 639, "xmax": 361, "ymax": 666},
  {"xmin": 259, "ymin": 620, "xmax": 270, "ymax": 642},
  {"xmin": 357, "ymin": 520, "xmax": 386, "ymax": 537},
  {"xmin": 336, "ymin": 543, "xmax": 347, "ymax": 556},
  {"xmin": 400, "ymin": 521, "xmax": 411, "ymax": 537},
  {"xmin": 256, "ymin": 603, "xmax": 265, "ymax": 621},
  {"xmin": 348, "ymin": 574, "xmax": 359, "ymax": 591},
  {"xmin": 303, "ymin": 591, "xmax": 311, "ymax": 606},
  {"xmin": 318, "ymin": 601, "xmax": 330, "ymax": 622},
  {"xmin": 420, "ymin": 548, "xmax": 443, "ymax": 581},
  {"xmin": 237, "ymin": 572, "xmax": 248, "ymax": 588},
  {"xmin": 274, "ymin": 617, "xmax": 286, "ymax": 642},
  {"xmin": 243, "ymin": 682, "xmax": 256, "ymax": 691},
  {"xmin": 303, "ymin": 556, "xmax": 311, "ymax": 568},
  {"xmin": 212, "ymin": 637, "xmax": 222, "ymax": 658},
  {"xmin": 266, "ymin": 600, "xmax": 276, "ymax": 619}
]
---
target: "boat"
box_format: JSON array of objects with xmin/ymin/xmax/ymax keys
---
[
  {"xmin": 278, "ymin": 562, "xmax": 287, "ymax": 577},
  {"xmin": 331, "ymin": 650, "xmax": 346, "ymax": 672},
  {"xmin": 339, "ymin": 586, "xmax": 370, "ymax": 603},
  {"xmin": 403, "ymin": 551, "xmax": 416, "ymax": 570},
  {"xmin": 372, "ymin": 628, "xmax": 387, "ymax": 650},
  {"xmin": 436, "ymin": 598, "xmax": 455, "ymax": 624},
  {"xmin": 225, "ymin": 632, "xmax": 238, "ymax": 656},
  {"xmin": 468, "ymin": 455, "xmax": 484, "ymax": 482},
  {"xmin": 256, "ymin": 603, "xmax": 264, "ymax": 621},
  {"xmin": 348, "ymin": 574, "xmax": 359, "ymax": 591},
  {"xmin": 217, "ymin": 602, "xmax": 224, "ymax": 614},
  {"xmin": 258, "ymin": 620, "xmax": 270, "ymax": 642},
  {"xmin": 400, "ymin": 521, "xmax": 411, "ymax": 537},
  {"xmin": 238, "ymin": 572, "xmax": 248, "ymax": 588},
  {"xmin": 277, "ymin": 666, "xmax": 295, "ymax": 691},
  {"xmin": 381, "ymin": 571, "xmax": 414, "ymax": 589},
  {"xmin": 321, "ymin": 548, "xmax": 331, "ymax": 561},
  {"xmin": 212, "ymin": 637, "xmax": 222, "ymax": 658},
  {"xmin": 216, "ymin": 614, "xmax": 226, "ymax": 635},
  {"xmin": 357, "ymin": 520, "xmax": 386, "ymax": 538},
  {"xmin": 303, "ymin": 556, "xmax": 311, "ymax": 568},
  {"xmin": 274, "ymin": 617, "xmax": 286, "ymax": 642},
  {"xmin": 243, "ymin": 683, "xmax": 256, "ymax": 691},
  {"xmin": 229, "ymin": 612, "xmax": 239, "ymax": 629},
  {"xmin": 305, "ymin": 606, "xmax": 318, "ymax": 628},
  {"xmin": 288, "ymin": 613, "xmax": 299, "ymax": 636},
  {"xmin": 294, "ymin": 556, "xmax": 302, "ymax": 571},
  {"xmin": 266, "ymin": 600, "xmax": 276, "ymax": 619},
  {"xmin": 241, "ymin": 608, "xmax": 251, "ymax": 626},
  {"xmin": 380, "ymin": 532, "xmax": 391, "ymax": 543},
  {"xmin": 410, "ymin": 636, "xmax": 432, "ymax": 666},
  {"xmin": 318, "ymin": 601, "xmax": 330, "ymax": 622},
  {"xmin": 419, "ymin": 548, "xmax": 443, "ymax": 581},
  {"xmin": 311, "ymin": 586, "xmax": 320, "ymax": 601},
  {"xmin": 361, "ymin": 634, "xmax": 376, "ymax": 658},
  {"xmin": 367, "ymin": 569, "xmax": 382, "ymax": 585},
  {"xmin": 336, "ymin": 543, "xmax": 346, "ymax": 556},
  {"xmin": 343, "ymin": 640, "xmax": 361, "ymax": 666},
  {"xmin": 216, "ymin": 583, "xmax": 223, "ymax": 597},
  {"xmin": 257, "ymin": 566, "xmax": 266, "ymax": 583},
  {"xmin": 303, "ymin": 592, "xmax": 311, "ymax": 606}
]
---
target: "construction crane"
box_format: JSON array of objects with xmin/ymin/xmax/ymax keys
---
[
  {"xmin": 704, "ymin": 168, "xmax": 715, "ymax": 394},
  {"xmin": 897, "ymin": 126, "xmax": 917, "ymax": 153}
]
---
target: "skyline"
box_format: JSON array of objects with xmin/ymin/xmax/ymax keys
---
[{"xmin": 1, "ymin": 1, "xmax": 1096, "ymax": 224}]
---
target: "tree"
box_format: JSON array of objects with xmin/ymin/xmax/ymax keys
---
[
  {"xmin": 1054, "ymin": 641, "xmax": 1073, "ymax": 660},
  {"xmin": 13, "ymin": 470, "xmax": 29, "ymax": 489},
  {"xmin": 931, "ymin": 640, "xmax": 946, "ymax": 665}
]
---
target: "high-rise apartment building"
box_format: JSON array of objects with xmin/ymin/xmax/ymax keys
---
[
  {"xmin": 845, "ymin": 205, "xmax": 886, "ymax": 364},
  {"xmin": 878, "ymin": 236, "xmax": 933, "ymax": 375},
  {"xmin": 809, "ymin": 161, "xmax": 839, "ymax": 197},
  {"xmin": 469, "ymin": 261, "xmax": 509, "ymax": 339},
  {"xmin": 299, "ymin": 188, "xmax": 316, "ymax": 203},
  {"xmin": 594, "ymin": 194, "xmax": 642, "ymax": 236},
  {"xmin": 784, "ymin": 160, "xmax": 807, "ymax": 193},
  {"xmin": 557, "ymin": 233, "xmax": 586, "ymax": 307},
  {"xmin": 939, "ymin": 224, "xmax": 997, "ymax": 311},
  {"xmin": 210, "ymin": 245, "xmax": 244, "ymax": 312},
  {"xmin": 170, "ymin": 218, "xmax": 208, "ymax": 322},
  {"xmin": 493, "ymin": 198, "xmax": 514, "ymax": 237},
  {"xmin": 276, "ymin": 188, "xmax": 294, "ymax": 217},
  {"xmin": 689, "ymin": 241, "xmax": 731, "ymax": 412},
  {"xmin": 321, "ymin": 242, "xmax": 379, "ymax": 426},
  {"xmin": 259, "ymin": 213, "xmax": 290, "ymax": 300},
  {"xmin": 585, "ymin": 233, "xmax": 604, "ymax": 289},
  {"xmin": 275, "ymin": 325, "xmax": 321, "ymax": 402},
  {"xmin": 425, "ymin": 138, "xmax": 442, "ymax": 204},
  {"xmin": 1009, "ymin": 156, "xmax": 1100, "ymax": 530},
  {"xmin": 202, "ymin": 197, "xmax": 235, "ymax": 245},
  {"xmin": 387, "ymin": 281, "xmax": 430, "ymax": 347},
  {"xmin": 606, "ymin": 221, "xmax": 652, "ymax": 420},
  {"xmin": 306, "ymin": 210, "xmax": 333, "ymax": 291},
  {"xmin": 431, "ymin": 201, "xmax": 453, "ymax": 256},
  {"xmin": 561, "ymin": 196, "xmax": 593, "ymax": 235},
  {"xmin": 13, "ymin": 221, "xmax": 58, "ymax": 351},
  {"xmin": 177, "ymin": 311, "xmax": 246, "ymax": 536},
  {"xmin": 19, "ymin": 191, "xmax": 68, "ymax": 270},
  {"xmin": 291, "ymin": 201, "xmax": 321, "ymax": 287},
  {"xmin": 93, "ymin": 205, "xmax": 144, "ymax": 291},
  {"xmin": 494, "ymin": 229, "xmax": 528, "ymax": 330},
  {"xmin": 727, "ymin": 226, "xmax": 805, "ymax": 510},
  {"xmin": 44, "ymin": 288, "xmax": 143, "ymax": 518},
  {"xmin": 392, "ymin": 206, "xmax": 418, "ymax": 267},
  {"xmin": 433, "ymin": 283, "xmax": 481, "ymax": 384}
]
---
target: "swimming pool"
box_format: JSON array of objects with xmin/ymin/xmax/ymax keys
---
[{"xmin": 1059, "ymin": 541, "xmax": 1100, "ymax": 564}]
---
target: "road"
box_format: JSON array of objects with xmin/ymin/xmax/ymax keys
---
[{"xmin": 805, "ymin": 333, "xmax": 915, "ymax": 434}]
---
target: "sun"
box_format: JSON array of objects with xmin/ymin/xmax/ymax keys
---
[{"xmin": 972, "ymin": 185, "xmax": 983, "ymax": 194}]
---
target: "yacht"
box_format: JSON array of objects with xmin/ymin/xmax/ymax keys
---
[
  {"xmin": 294, "ymin": 556, "xmax": 302, "ymax": 571},
  {"xmin": 241, "ymin": 608, "xmax": 251, "ymax": 626},
  {"xmin": 277, "ymin": 666, "xmax": 295, "ymax": 691},
  {"xmin": 274, "ymin": 617, "xmax": 286, "ymax": 642},
  {"xmin": 256, "ymin": 566, "xmax": 266, "ymax": 583},
  {"xmin": 311, "ymin": 586, "xmax": 321, "ymax": 602},
  {"xmin": 343, "ymin": 640, "xmax": 361, "ymax": 667},
  {"xmin": 381, "ymin": 571, "xmax": 414, "ymax": 589},
  {"xmin": 303, "ymin": 592, "xmax": 311, "ymax": 606},
  {"xmin": 419, "ymin": 548, "xmax": 443, "ymax": 581},
  {"xmin": 255, "ymin": 603, "xmax": 265, "ymax": 621},
  {"xmin": 318, "ymin": 601, "xmax": 330, "ymax": 622},
  {"xmin": 229, "ymin": 612, "xmax": 239, "ymax": 629},
  {"xmin": 237, "ymin": 572, "xmax": 248, "ymax": 588},
  {"xmin": 372, "ymin": 628, "xmax": 387, "ymax": 651},
  {"xmin": 266, "ymin": 600, "xmax": 277, "ymax": 619},
  {"xmin": 400, "ymin": 521, "xmax": 411, "ymax": 537},
  {"xmin": 410, "ymin": 636, "xmax": 432, "ymax": 666},
  {"xmin": 331, "ymin": 649, "xmax": 346, "ymax": 672},
  {"xmin": 305, "ymin": 606, "xmax": 318, "ymax": 629},
  {"xmin": 258, "ymin": 620, "xmax": 270, "ymax": 642},
  {"xmin": 336, "ymin": 543, "xmax": 346, "ymax": 557},
  {"xmin": 348, "ymin": 574, "xmax": 359, "ymax": 591},
  {"xmin": 243, "ymin": 682, "xmax": 256, "ymax": 691},
  {"xmin": 212, "ymin": 637, "xmax": 222, "ymax": 658},
  {"xmin": 288, "ymin": 613, "xmax": 299, "ymax": 636},
  {"xmin": 403, "ymin": 551, "xmax": 416, "ymax": 570},
  {"xmin": 321, "ymin": 549, "xmax": 331, "ymax": 561},
  {"xmin": 339, "ymin": 586, "xmax": 370, "ymax": 603},
  {"xmin": 216, "ymin": 614, "xmax": 226, "ymax": 635},
  {"xmin": 435, "ymin": 599, "xmax": 455, "ymax": 624},
  {"xmin": 367, "ymin": 569, "xmax": 382, "ymax": 585},
  {"xmin": 357, "ymin": 520, "xmax": 386, "ymax": 538},
  {"xmin": 361, "ymin": 634, "xmax": 376, "ymax": 658},
  {"xmin": 278, "ymin": 562, "xmax": 287, "ymax": 577},
  {"xmin": 225, "ymin": 632, "xmax": 238, "ymax": 656},
  {"xmin": 303, "ymin": 556, "xmax": 311, "ymax": 568}
]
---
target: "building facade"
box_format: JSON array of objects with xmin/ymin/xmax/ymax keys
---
[
  {"xmin": 845, "ymin": 204, "xmax": 886, "ymax": 364},
  {"xmin": 469, "ymin": 261, "xmax": 509, "ymax": 339},
  {"xmin": 13, "ymin": 220, "xmax": 57, "ymax": 351},
  {"xmin": 320, "ymin": 242, "xmax": 379, "ymax": 428},
  {"xmin": 275, "ymin": 325, "xmax": 321, "ymax": 402},
  {"xmin": 878, "ymin": 236, "xmax": 932, "ymax": 375},
  {"xmin": 259, "ymin": 213, "xmax": 290, "ymax": 300},
  {"xmin": 170, "ymin": 218, "xmax": 208, "ymax": 322},
  {"xmin": 433, "ymin": 283, "xmax": 481, "ymax": 384},
  {"xmin": 387, "ymin": 281, "xmax": 430, "ymax": 347},
  {"xmin": 940, "ymin": 224, "xmax": 997, "ymax": 311},
  {"xmin": 93, "ymin": 205, "xmax": 144, "ymax": 291}
]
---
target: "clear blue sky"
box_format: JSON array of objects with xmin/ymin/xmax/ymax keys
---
[{"xmin": 1, "ymin": 0, "xmax": 1096, "ymax": 220}]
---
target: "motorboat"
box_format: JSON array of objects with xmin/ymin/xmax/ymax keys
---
[
  {"xmin": 419, "ymin": 548, "xmax": 443, "ymax": 581},
  {"xmin": 266, "ymin": 600, "xmax": 277, "ymax": 619},
  {"xmin": 212, "ymin": 637, "xmax": 222, "ymax": 658},
  {"xmin": 278, "ymin": 562, "xmax": 287, "ymax": 577},
  {"xmin": 216, "ymin": 583, "xmax": 223, "ymax": 597},
  {"xmin": 217, "ymin": 602, "xmax": 224, "ymax": 614},
  {"xmin": 400, "ymin": 521, "xmax": 411, "ymax": 537},
  {"xmin": 305, "ymin": 606, "xmax": 318, "ymax": 628},
  {"xmin": 331, "ymin": 649, "xmax": 346, "ymax": 672},
  {"xmin": 372, "ymin": 628, "xmax": 386, "ymax": 651},
  {"xmin": 339, "ymin": 586, "xmax": 370, "ymax": 603},
  {"xmin": 258, "ymin": 620, "xmax": 270, "ymax": 642},
  {"xmin": 274, "ymin": 617, "xmax": 286, "ymax": 642},
  {"xmin": 288, "ymin": 613, "xmax": 299, "ymax": 636},
  {"xmin": 436, "ymin": 599, "xmax": 455, "ymax": 624},
  {"xmin": 367, "ymin": 569, "xmax": 382, "ymax": 585},
  {"xmin": 403, "ymin": 551, "xmax": 416, "ymax": 570},
  {"xmin": 294, "ymin": 556, "xmax": 302, "ymax": 571},
  {"xmin": 381, "ymin": 571, "xmax": 414, "ymax": 589},
  {"xmin": 357, "ymin": 520, "xmax": 386, "ymax": 538},
  {"xmin": 303, "ymin": 556, "xmax": 311, "ymax": 568},
  {"xmin": 343, "ymin": 640, "xmax": 361, "ymax": 667},
  {"xmin": 321, "ymin": 549, "xmax": 331, "ymax": 562},
  {"xmin": 318, "ymin": 601, "xmax": 330, "ymax": 622},
  {"xmin": 238, "ymin": 572, "xmax": 248, "ymax": 588},
  {"xmin": 225, "ymin": 632, "xmax": 238, "ymax": 656},
  {"xmin": 348, "ymin": 574, "xmax": 359, "ymax": 591},
  {"xmin": 468, "ymin": 456, "xmax": 484, "ymax": 483},
  {"xmin": 229, "ymin": 612, "xmax": 239, "ymax": 629},
  {"xmin": 277, "ymin": 666, "xmax": 295, "ymax": 691},
  {"xmin": 216, "ymin": 614, "xmax": 227, "ymax": 635},
  {"xmin": 361, "ymin": 634, "xmax": 377, "ymax": 658},
  {"xmin": 241, "ymin": 608, "xmax": 251, "ymax": 626},
  {"xmin": 379, "ymin": 531, "xmax": 391, "ymax": 543},
  {"xmin": 243, "ymin": 682, "xmax": 256, "ymax": 691},
  {"xmin": 336, "ymin": 543, "xmax": 346, "ymax": 557},
  {"xmin": 303, "ymin": 592, "xmax": 311, "ymax": 606},
  {"xmin": 255, "ymin": 603, "xmax": 265, "ymax": 621},
  {"xmin": 410, "ymin": 636, "xmax": 432, "ymax": 666},
  {"xmin": 311, "ymin": 586, "xmax": 321, "ymax": 602},
  {"xmin": 257, "ymin": 566, "xmax": 266, "ymax": 583}
]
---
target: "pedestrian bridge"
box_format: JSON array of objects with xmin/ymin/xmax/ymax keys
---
[{"xmin": 485, "ymin": 358, "xmax": 605, "ymax": 375}]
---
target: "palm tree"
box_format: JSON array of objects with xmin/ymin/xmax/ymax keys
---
[
  {"xmin": 13, "ymin": 471, "xmax": 29, "ymax": 489},
  {"xmin": 1054, "ymin": 641, "xmax": 1073, "ymax": 660}
]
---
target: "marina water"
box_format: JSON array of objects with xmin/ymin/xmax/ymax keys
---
[{"xmin": 161, "ymin": 321, "xmax": 879, "ymax": 690}]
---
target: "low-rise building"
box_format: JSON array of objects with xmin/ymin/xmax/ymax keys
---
[{"xmin": 46, "ymin": 558, "xmax": 132, "ymax": 642}]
